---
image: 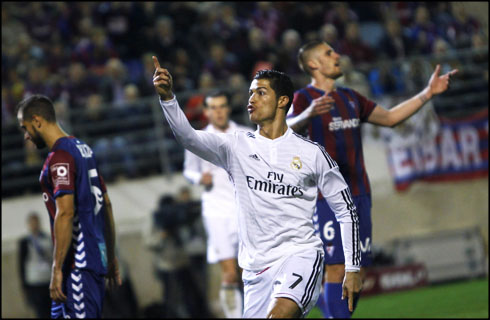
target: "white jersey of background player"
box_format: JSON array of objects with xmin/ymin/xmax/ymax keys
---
[
  {"xmin": 183, "ymin": 91, "xmax": 250, "ymax": 318},
  {"xmin": 153, "ymin": 56, "xmax": 362, "ymax": 318}
]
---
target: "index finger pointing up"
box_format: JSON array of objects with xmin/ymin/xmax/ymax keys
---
[
  {"xmin": 433, "ymin": 64, "xmax": 441, "ymax": 76},
  {"xmin": 152, "ymin": 56, "xmax": 161, "ymax": 69}
]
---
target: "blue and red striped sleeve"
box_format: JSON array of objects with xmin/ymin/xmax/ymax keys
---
[
  {"xmin": 48, "ymin": 149, "xmax": 76, "ymax": 198},
  {"xmin": 352, "ymin": 89, "xmax": 376, "ymax": 122}
]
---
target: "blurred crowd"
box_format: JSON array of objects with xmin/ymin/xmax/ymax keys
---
[
  {"xmin": 2, "ymin": 2, "xmax": 487, "ymax": 187},
  {"xmin": 2, "ymin": 2, "xmax": 487, "ymax": 124}
]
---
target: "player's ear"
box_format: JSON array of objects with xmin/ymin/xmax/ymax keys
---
[
  {"xmin": 307, "ymin": 59, "xmax": 318, "ymax": 71},
  {"xmin": 277, "ymin": 95, "xmax": 289, "ymax": 110},
  {"xmin": 203, "ymin": 106, "xmax": 210, "ymax": 119},
  {"xmin": 32, "ymin": 115, "xmax": 43, "ymax": 129}
]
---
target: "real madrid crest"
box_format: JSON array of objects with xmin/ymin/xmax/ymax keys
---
[{"xmin": 290, "ymin": 156, "xmax": 302, "ymax": 170}]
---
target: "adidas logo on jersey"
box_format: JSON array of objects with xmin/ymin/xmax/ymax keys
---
[{"xmin": 249, "ymin": 154, "xmax": 260, "ymax": 161}]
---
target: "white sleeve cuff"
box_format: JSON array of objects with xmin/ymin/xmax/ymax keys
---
[{"xmin": 345, "ymin": 266, "xmax": 361, "ymax": 272}]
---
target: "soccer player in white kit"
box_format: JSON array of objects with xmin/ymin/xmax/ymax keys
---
[
  {"xmin": 153, "ymin": 56, "xmax": 362, "ymax": 318},
  {"xmin": 183, "ymin": 90, "xmax": 250, "ymax": 317}
]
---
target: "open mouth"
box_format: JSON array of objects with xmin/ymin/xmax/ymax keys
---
[{"xmin": 247, "ymin": 105, "xmax": 255, "ymax": 113}]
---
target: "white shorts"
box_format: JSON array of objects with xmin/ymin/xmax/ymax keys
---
[
  {"xmin": 202, "ymin": 215, "xmax": 239, "ymax": 264},
  {"xmin": 242, "ymin": 249, "xmax": 324, "ymax": 318}
]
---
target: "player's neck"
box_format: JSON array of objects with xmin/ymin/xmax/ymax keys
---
[
  {"xmin": 44, "ymin": 124, "xmax": 69, "ymax": 150},
  {"xmin": 212, "ymin": 122, "xmax": 230, "ymax": 133},
  {"xmin": 310, "ymin": 76, "xmax": 336, "ymax": 94},
  {"xmin": 258, "ymin": 120, "xmax": 288, "ymax": 140}
]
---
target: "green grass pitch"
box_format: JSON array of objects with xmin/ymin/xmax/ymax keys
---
[{"xmin": 307, "ymin": 277, "xmax": 488, "ymax": 318}]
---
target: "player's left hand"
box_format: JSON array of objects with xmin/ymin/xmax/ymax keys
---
[
  {"xmin": 427, "ymin": 64, "xmax": 458, "ymax": 96},
  {"xmin": 50, "ymin": 267, "xmax": 67, "ymax": 303},
  {"xmin": 105, "ymin": 257, "xmax": 122, "ymax": 290},
  {"xmin": 342, "ymin": 271, "xmax": 362, "ymax": 312}
]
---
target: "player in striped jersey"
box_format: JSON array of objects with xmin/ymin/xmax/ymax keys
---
[
  {"xmin": 17, "ymin": 95, "xmax": 121, "ymax": 318},
  {"xmin": 287, "ymin": 40, "xmax": 457, "ymax": 318},
  {"xmin": 153, "ymin": 56, "xmax": 361, "ymax": 318}
]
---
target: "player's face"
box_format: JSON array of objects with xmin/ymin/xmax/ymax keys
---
[
  {"xmin": 204, "ymin": 95, "xmax": 231, "ymax": 130},
  {"xmin": 17, "ymin": 112, "xmax": 46, "ymax": 149},
  {"xmin": 247, "ymin": 79, "xmax": 279, "ymax": 125},
  {"xmin": 28, "ymin": 215, "xmax": 40, "ymax": 234},
  {"xmin": 311, "ymin": 43, "xmax": 343, "ymax": 79}
]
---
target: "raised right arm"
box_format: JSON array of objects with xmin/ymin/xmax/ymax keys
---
[
  {"xmin": 159, "ymin": 96, "xmax": 231, "ymax": 170},
  {"xmin": 153, "ymin": 55, "xmax": 231, "ymax": 170}
]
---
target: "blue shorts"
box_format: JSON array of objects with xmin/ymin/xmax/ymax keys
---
[
  {"xmin": 313, "ymin": 194, "xmax": 373, "ymax": 267},
  {"xmin": 51, "ymin": 268, "xmax": 105, "ymax": 318}
]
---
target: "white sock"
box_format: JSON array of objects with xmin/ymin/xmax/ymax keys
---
[{"xmin": 219, "ymin": 283, "xmax": 243, "ymax": 318}]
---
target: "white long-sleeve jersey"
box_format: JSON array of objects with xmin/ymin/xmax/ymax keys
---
[
  {"xmin": 183, "ymin": 121, "xmax": 251, "ymax": 219},
  {"xmin": 160, "ymin": 96, "xmax": 360, "ymax": 271}
]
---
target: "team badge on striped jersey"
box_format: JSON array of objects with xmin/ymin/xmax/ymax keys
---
[{"xmin": 290, "ymin": 156, "xmax": 302, "ymax": 170}]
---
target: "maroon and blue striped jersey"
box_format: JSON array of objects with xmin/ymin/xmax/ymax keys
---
[
  {"xmin": 289, "ymin": 85, "xmax": 377, "ymax": 197},
  {"xmin": 40, "ymin": 136, "xmax": 108, "ymax": 276}
]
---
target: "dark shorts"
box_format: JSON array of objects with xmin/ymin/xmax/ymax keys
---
[
  {"xmin": 313, "ymin": 194, "xmax": 373, "ymax": 267},
  {"xmin": 51, "ymin": 268, "xmax": 105, "ymax": 318}
]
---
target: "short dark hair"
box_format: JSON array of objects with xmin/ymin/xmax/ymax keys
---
[
  {"xmin": 298, "ymin": 40, "xmax": 325, "ymax": 76},
  {"xmin": 16, "ymin": 94, "xmax": 56, "ymax": 123},
  {"xmin": 204, "ymin": 89, "xmax": 230, "ymax": 108},
  {"xmin": 253, "ymin": 69, "xmax": 294, "ymax": 114}
]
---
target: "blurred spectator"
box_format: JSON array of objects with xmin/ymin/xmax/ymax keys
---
[
  {"xmin": 183, "ymin": 72, "xmax": 217, "ymax": 129},
  {"xmin": 324, "ymin": 2, "xmax": 358, "ymax": 38},
  {"xmin": 338, "ymin": 21, "xmax": 375, "ymax": 65},
  {"xmin": 18, "ymin": 212, "xmax": 52, "ymax": 319},
  {"xmin": 288, "ymin": 3, "xmax": 325, "ymax": 36},
  {"xmin": 336, "ymin": 56, "xmax": 371, "ymax": 98},
  {"xmin": 73, "ymin": 26, "xmax": 118, "ymax": 72},
  {"xmin": 431, "ymin": 3, "xmax": 455, "ymax": 36},
  {"xmin": 53, "ymin": 97, "xmax": 72, "ymax": 133},
  {"xmin": 470, "ymin": 33, "xmax": 488, "ymax": 64},
  {"xmin": 402, "ymin": 58, "xmax": 433, "ymax": 95},
  {"xmin": 145, "ymin": 191, "xmax": 213, "ymax": 318},
  {"xmin": 64, "ymin": 62, "xmax": 99, "ymax": 110},
  {"xmin": 151, "ymin": 16, "xmax": 190, "ymax": 64},
  {"xmin": 250, "ymin": 2, "xmax": 285, "ymax": 46},
  {"xmin": 95, "ymin": 2, "xmax": 132, "ymax": 59},
  {"xmin": 368, "ymin": 61, "xmax": 406, "ymax": 98},
  {"xmin": 379, "ymin": 2, "xmax": 418, "ymax": 27},
  {"xmin": 319, "ymin": 23, "xmax": 341, "ymax": 52},
  {"xmin": 276, "ymin": 29, "xmax": 303, "ymax": 75},
  {"xmin": 99, "ymin": 57, "xmax": 129, "ymax": 107},
  {"xmin": 172, "ymin": 48, "xmax": 199, "ymax": 92},
  {"xmin": 378, "ymin": 18, "xmax": 410, "ymax": 60},
  {"xmin": 84, "ymin": 93, "xmax": 136, "ymax": 182},
  {"xmin": 46, "ymin": 42, "xmax": 72, "ymax": 74},
  {"xmin": 407, "ymin": 5, "xmax": 440, "ymax": 55},
  {"xmin": 240, "ymin": 26, "xmax": 276, "ymax": 79},
  {"xmin": 446, "ymin": 3, "xmax": 481, "ymax": 49},
  {"xmin": 228, "ymin": 73, "xmax": 250, "ymax": 118},
  {"xmin": 203, "ymin": 42, "xmax": 239, "ymax": 86},
  {"xmin": 214, "ymin": 3, "xmax": 244, "ymax": 43},
  {"xmin": 432, "ymin": 38, "xmax": 461, "ymax": 73},
  {"xmin": 23, "ymin": 3, "xmax": 57, "ymax": 44}
]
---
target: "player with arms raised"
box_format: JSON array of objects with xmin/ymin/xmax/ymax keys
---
[
  {"xmin": 17, "ymin": 95, "xmax": 121, "ymax": 318},
  {"xmin": 287, "ymin": 40, "xmax": 457, "ymax": 318},
  {"xmin": 153, "ymin": 56, "xmax": 361, "ymax": 318}
]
